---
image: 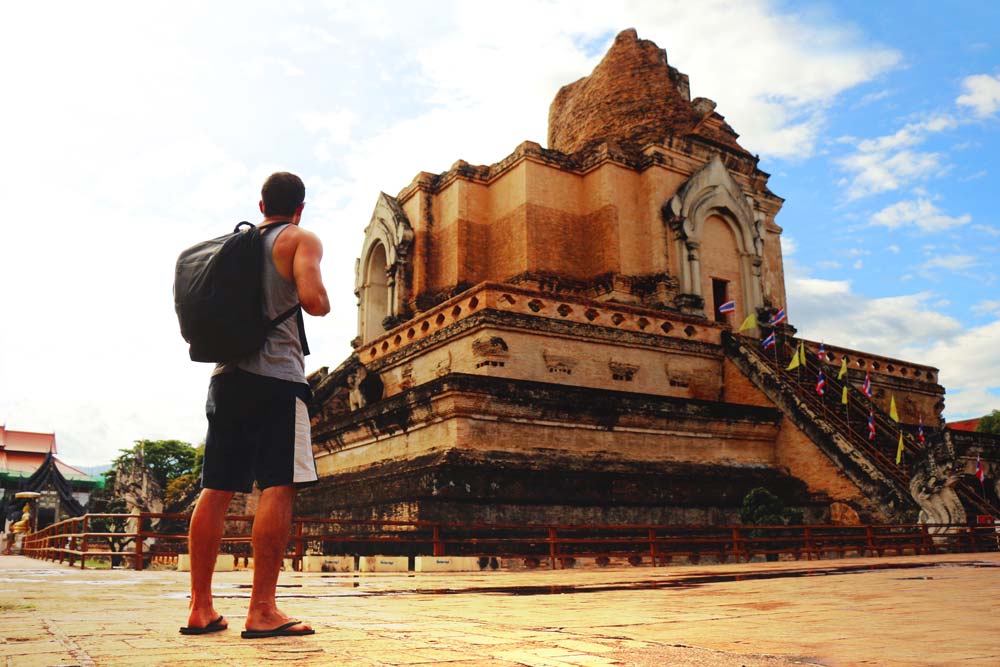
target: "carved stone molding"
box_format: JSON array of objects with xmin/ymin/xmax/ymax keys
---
[
  {"xmin": 609, "ymin": 361, "xmax": 639, "ymax": 382},
  {"xmin": 543, "ymin": 350, "xmax": 577, "ymax": 376}
]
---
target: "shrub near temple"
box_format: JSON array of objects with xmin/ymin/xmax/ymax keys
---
[{"xmin": 738, "ymin": 487, "xmax": 803, "ymax": 561}]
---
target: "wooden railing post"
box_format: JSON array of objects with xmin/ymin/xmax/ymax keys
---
[
  {"xmin": 920, "ymin": 524, "xmax": 935, "ymax": 555},
  {"xmin": 648, "ymin": 528, "xmax": 659, "ymax": 566},
  {"xmin": 804, "ymin": 527, "xmax": 813, "ymax": 561},
  {"xmin": 134, "ymin": 513, "xmax": 145, "ymax": 571},
  {"xmin": 432, "ymin": 525, "xmax": 444, "ymax": 557},
  {"xmin": 293, "ymin": 520, "xmax": 304, "ymax": 571},
  {"xmin": 81, "ymin": 516, "xmax": 89, "ymax": 570},
  {"xmin": 731, "ymin": 527, "xmax": 742, "ymax": 563},
  {"xmin": 967, "ymin": 524, "xmax": 979, "ymax": 553},
  {"xmin": 866, "ymin": 525, "xmax": 877, "ymax": 557},
  {"xmin": 548, "ymin": 528, "xmax": 558, "ymax": 569}
]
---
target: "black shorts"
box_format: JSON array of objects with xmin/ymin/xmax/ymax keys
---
[{"xmin": 202, "ymin": 369, "xmax": 318, "ymax": 492}]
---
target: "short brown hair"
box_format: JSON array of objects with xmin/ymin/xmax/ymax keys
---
[{"xmin": 261, "ymin": 172, "xmax": 305, "ymax": 217}]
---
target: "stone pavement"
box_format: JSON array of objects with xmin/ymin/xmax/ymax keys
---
[{"xmin": 0, "ymin": 552, "xmax": 997, "ymax": 667}]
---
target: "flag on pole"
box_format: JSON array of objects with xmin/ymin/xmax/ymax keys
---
[
  {"xmin": 762, "ymin": 332, "xmax": 776, "ymax": 349},
  {"xmin": 976, "ymin": 455, "xmax": 985, "ymax": 484},
  {"xmin": 862, "ymin": 372, "xmax": 872, "ymax": 398},
  {"xmin": 786, "ymin": 341, "xmax": 805, "ymax": 370},
  {"xmin": 895, "ymin": 432, "xmax": 905, "ymax": 464},
  {"xmin": 816, "ymin": 371, "xmax": 826, "ymax": 395},
  {"xmin": 841, "ymin": 385, "xmax": 849, "ymax": 405},
  {"xmin": 738, "ymin": 312, "xmax": 757, "ymax": 332},
  {"xmin": 918, "ymin": 419, "xmax": 925, "ymax": 444},
  {"xmin": 818, "ymin": 342, "xmax": 827, "ymax": 361},
  {"xmin": 769, "ymin": 308, "xmax": 786, "ymax": 326},
  {"xmin": 868, "ymin": 412, "xmax": 876, "ymax": 440},
  {"xmin": 838, "ymin": 356, "xmax": 848, "ymax": 380},
  {"xmin": 718, "ymin": 299, "xmax": 736, "ymax": 315},
  {"xmin": 889, "ymin": 394, "xmax": 899, "ymax": 422}
]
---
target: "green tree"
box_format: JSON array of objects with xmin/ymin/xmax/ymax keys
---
[
  {"xmin": 87, "ymin": 440, "xmax": 202, "ymax": 567},
  {"xmin": 738, "ymin": 487, "xmax": 803, "ymax": 562},
  {"xmin": 110, "ymin": 439, "xmax": 201, "ymax": 490},
  {"xmin": 975, "ymin": 410, "xmax": 1000, "ymax": 435},
  {"xmin": 739, "ymin": 487, "xmax": 803, "ymax": 526}
]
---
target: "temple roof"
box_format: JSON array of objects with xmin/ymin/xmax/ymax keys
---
[{"xmin": 548, "ymin": 28, "xmax": 750, "ymax": 157}]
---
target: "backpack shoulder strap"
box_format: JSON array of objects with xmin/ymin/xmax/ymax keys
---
[{"xmin": 270, "ymin": 304, "xmax": 311, "ymax": 356}]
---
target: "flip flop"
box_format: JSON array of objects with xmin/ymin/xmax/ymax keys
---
[
  {"xmin": 241, "ymin": 620, "xmax": 315, "ymax": 639},
  {"xmin": 179, "ymin": 615, "xmax": 228, "ymax": 635}
]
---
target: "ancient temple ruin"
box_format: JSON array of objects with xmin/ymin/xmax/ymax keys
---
[{"xmin": 304, "ymin": 29, "xmax": 998, "ymax": 528}]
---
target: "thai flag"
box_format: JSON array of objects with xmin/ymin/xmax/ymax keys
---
[
  {"xmin": 818, "ymin": 342, "xmax": 827, "ymax": 361},
  {"xmin": 816, "ymin": 371, "xmax": 825, "ymax": 395},
  {"xmin": 761, "ymin": 332, "xmax": 776, "ymax": 349},
  {"xmin": 862, "ymin": 372, "xmax": 872, "ymax": 398},
  {"xmin": 976, "ymin": 455, "xmax": 985, "ymax": 483},
  {"xmin": 918, "ymin": 419, "xmax": 925, "ymax": 444},
  {"xmin": 769, "ymin": 308, "xmax": 786, "ymax": 326},
  {"xmin": 868, "ymin": 412, "xmax": 876, "ymax": 441},
  {"xmin": 718, "ymin": 299, "xmax": 736, "ymax": 314}
]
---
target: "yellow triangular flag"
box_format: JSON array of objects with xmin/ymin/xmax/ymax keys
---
[
  {"xmin": 838, "ymin": 357, "xmax": 847, "ymax": 380},
  {"xmin": 841, "ymin": 385, "xmax": 848, "ymax": 405},
  {"xmin": 786, "ymin": 342, "xmax": 801, "ymax": 370},
  {"xmin": 895, "ymin": 432, "xmax": 905, "ymax": 464},
  {"xmin": 889, "ymin": 394, "xmax": 899, "ymax": 422},
  {"xmin": 738, "ymin": 312, "xmax": 757, "ymax": 333}
]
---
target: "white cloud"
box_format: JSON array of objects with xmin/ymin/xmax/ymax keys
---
[
  {"xmin": 782, "ymin": 237, "xmax": 798, "ymax": 255},
  {"xmin": 887, "ymin": 244, "xmax": 901, "ymax": 254},
  {"xmin": 856, "ymin": 115, "xmax": 956, "ymax": 153},
  {"xmin": 854, "ymin": 89, "xmax": 891, "ymax": 108},
  {"xmin": 853, "ymin": 259, "xmax": 864, "ymax": 269},
  {"xmin": 904, "ymin": 320, "xmax": 1000, "ymax": 418},
  {"xmin": 921, "ymin": 254, "xmax": 979, "ymax": 272},
  {"xmin": 870, "ymin": 198, "xmax": 971, "ymax": 233},
  {"xmin": 298, "ymin": 110, "xmax": 357, "ymax": 144},
  {"xmin": 818, "ymin": 260, "xmax": 842, "ymax": 269},
  {"xmin": 972, "ymin": 300, "xmax": 1000, "ymax": 315},
  {"xmin": 973, "ymin": 224, "xmax": 1000, "ymax": 237},
  {"xmin": 957, "ymin": 73, "xmax": 1000, "ymax": 117},
  {"xmin": 245, "ymin": 56, "xmax": 305, "ymax": 78},
  {"xmin": 838, "ymin": 149, "xmax": 945, "ymax": 200}
]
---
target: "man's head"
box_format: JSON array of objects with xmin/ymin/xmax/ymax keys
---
[{"xmin": 260, "ymin": 172, "xmax": 305, "ymax": 218}]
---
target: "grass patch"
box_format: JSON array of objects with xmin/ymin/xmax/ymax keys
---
[{"xmin": 0, "ymin": 600, "xmax": 36, "ymax": 612}]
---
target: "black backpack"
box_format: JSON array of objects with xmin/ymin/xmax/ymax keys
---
[{"xmin": 174, "ymin": 221, "xmax": 308, "ymax": 363}]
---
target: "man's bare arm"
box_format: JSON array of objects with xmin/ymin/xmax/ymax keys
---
[{"xmin": 292, "ymin": 230, "xmax": 330, "ymax": 316}]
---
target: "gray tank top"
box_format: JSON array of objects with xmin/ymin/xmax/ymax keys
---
[{"xmin": 213, "ymin": 223, "xmax": 306, "ymax": 384}]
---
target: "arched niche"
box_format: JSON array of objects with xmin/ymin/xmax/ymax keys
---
[
  {"xmin": 355, "ymin": 192, "xmax": 414, "ymax": 345},
  {"xmin": 663, "ymin": 155, "xmax": 766, "ymax": 321},
  {"xmin": 361, "ymin": 242, "xmax": 389, "ymax": 343}
]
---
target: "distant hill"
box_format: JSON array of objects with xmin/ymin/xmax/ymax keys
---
[{"xmin": 76, "ymin": 464, "xmax": 112, "ymax": 477}]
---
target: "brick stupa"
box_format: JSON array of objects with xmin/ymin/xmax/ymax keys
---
[{"xmin": 302, "ymin": 29, "xmax": 996, "ymax": 533}]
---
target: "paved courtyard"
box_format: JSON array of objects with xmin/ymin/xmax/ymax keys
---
[{"xmin": 0, "ymin": 552, "xmax": 997, "ymax": 667}]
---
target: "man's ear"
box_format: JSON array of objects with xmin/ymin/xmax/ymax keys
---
[
  {"xmin": 293, "ymin": 203, "xmax": 305, "ymax": 223},
  {"xmin": 259, "ymin": 200, "xmax": 266, "ymax": 215}
]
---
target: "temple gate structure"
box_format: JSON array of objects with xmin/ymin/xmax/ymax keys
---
[{"xmin": 304, "ymin": 29, "xmax": 999, "ymax": 528}]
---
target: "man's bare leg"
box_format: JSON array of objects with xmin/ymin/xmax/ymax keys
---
[
  {"xmin": 187, "ymin": 488, "xmax": 234, "ymax": 629},
  {"xmin": 245, "ymin": 484, "xmax": 311, "ymax": 633}
]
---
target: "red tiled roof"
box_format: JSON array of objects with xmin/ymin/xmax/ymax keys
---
[
  {"xmin": 948, "ymin": 418, "xmax": 980, "ymax": 432},
  {"xmin": 1, "ymin": 427, "xmax": 57, "ymax": 454}
]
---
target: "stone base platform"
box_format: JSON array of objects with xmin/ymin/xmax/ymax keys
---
[{"xmin": 1, "ymin": 552, "xmax": 997, "ymax": 666}]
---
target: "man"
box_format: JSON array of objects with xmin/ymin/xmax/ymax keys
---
[{"xmin": 182, "ymin": 172, "xmax": 329, "ymax": 638}]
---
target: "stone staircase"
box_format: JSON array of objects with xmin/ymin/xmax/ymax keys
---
[{"xmin": 723, "ymin": 331, "xmax": 999, "ymax": 523}]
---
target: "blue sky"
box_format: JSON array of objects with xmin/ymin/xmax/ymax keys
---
[{"xmin": 0, "ymin": 1, "xmax": 997, "ymax": 466}]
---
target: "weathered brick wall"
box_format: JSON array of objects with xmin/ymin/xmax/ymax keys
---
[
  {"xmin": 774, "ymin": 420, "xmax": 867, "ymax": 509},
  {"xmin": 548, "ymin": 29, "xmax": 703, "ymax": 155}
]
